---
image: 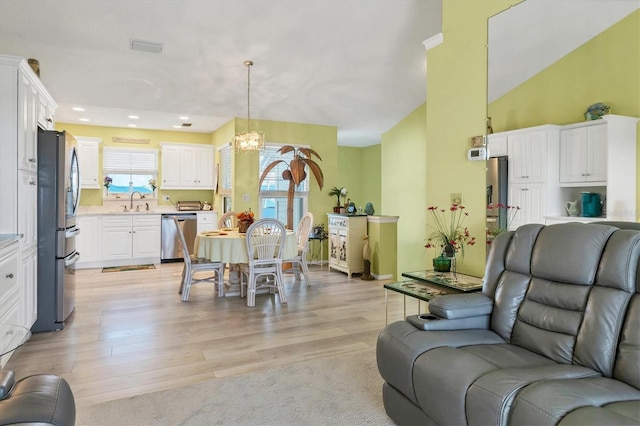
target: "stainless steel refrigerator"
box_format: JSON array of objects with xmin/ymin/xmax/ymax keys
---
[
  {"xmin": 486, "ymin": 156, "xmax": 508, "ymax": 231},
  {"xmin": 32, "ymin": 129, "xmax": 81, "ymax": 332}
]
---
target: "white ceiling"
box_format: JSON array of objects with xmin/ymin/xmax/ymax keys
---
[
  {"xmin": 0, "ymin": 0, "xmax": 442, "ymax": 147},
  {"xmin": 1, "ymin": 1, "xmax": 636, "ymax": 147}
]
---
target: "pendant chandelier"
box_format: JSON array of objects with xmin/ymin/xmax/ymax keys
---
[{"xmin": 234, "ymin": 60, "xmax": 264, "ymax": 152}]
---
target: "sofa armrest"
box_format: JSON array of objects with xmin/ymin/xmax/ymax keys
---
[
  {"xmin": 429, "ymin": 293, "xmax": 493, "ymax": 319},
  {"xmin": 406, "ymin": 313, "xmax": 491, "ymax": 330},
  {"xmin": 0, "ymin": 370, "xmax": 15, "ymax": 399}
]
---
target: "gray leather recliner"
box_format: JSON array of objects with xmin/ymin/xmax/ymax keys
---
[
  {"xmin": 377, "ymin": 223, "xmax": 640, "ymax": 425},
  {"xmin": 0, "ymin": 371, "xmax": 75, "ymax": 425}
]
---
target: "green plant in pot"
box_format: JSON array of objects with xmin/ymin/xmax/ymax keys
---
[
  {"xmin": 425, "ymin": 204, "xmax": 477, "ymax": 272},
  {"xmin": 328, "ymin": 186, "xmax": 345, "ymax": 212}
]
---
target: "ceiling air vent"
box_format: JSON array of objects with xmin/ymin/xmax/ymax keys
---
[
  {"xmin": 130, "ymin": 39, "xmax": 163, "ymax": 54},
  {"xmin": 182, "ymin": 123, "xmax": 192, "ymax": 127}
]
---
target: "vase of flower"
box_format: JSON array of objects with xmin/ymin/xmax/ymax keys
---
[
  {"xmin": 238, "ymin": 220, "xmax": 251, "ymax": 233},
  {"xmin": 433, "ymin": 255, "xmax": 451, "ymax": 272},
  {"xmin": 236, "ymin": 210, "xmax": 255, "ymax": 233}
]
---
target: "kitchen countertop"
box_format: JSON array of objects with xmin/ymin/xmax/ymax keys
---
[
  {"xmin": 0, "ymin": 234, "xmax": 21, "ymax": 250},
  {"xmin": 77, "ymin": 206, "xmax": 218, "ymax": 216}
]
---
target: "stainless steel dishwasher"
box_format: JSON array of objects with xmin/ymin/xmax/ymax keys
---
[{"xmin": 161, "ymin": 213, "xmax": 198, "ymax": 262}]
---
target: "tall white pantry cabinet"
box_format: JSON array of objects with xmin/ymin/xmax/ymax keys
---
[
  {"xmin": 0, "ymin": 55, "xmax": 57, "ymax": 337},
  {"xmin": 327, "ymin": 214, "xmax": 367, "ymax": 278}
]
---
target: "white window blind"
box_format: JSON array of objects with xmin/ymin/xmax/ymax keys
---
[
  {"xmin": 219, "ymin": 145, "xmax": 233, "ymax": 194},
  {"xmin": 103, "ymin": 147, "xmax": 158, "ymax": 173},
  {"xmin": 259, "ymin": 145, "xmax": 308, "ymax": 192}
]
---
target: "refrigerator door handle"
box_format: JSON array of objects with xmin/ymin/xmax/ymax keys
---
[
  {"xmin": 65, "ymin": 227, "xmax": 81, "ymax": 239},
  {"xmin": 65, "ymin": 252, "xmax": 81, "ymax": 267}
]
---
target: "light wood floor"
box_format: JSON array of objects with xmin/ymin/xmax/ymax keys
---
[{"xmin": 5, "ymin": 263, "xmax": 413, "ymax": 407}]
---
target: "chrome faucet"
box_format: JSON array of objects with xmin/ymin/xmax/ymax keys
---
[{"xmin": 130, "ymin": 191, "xmax": 143, "ymax": 211}]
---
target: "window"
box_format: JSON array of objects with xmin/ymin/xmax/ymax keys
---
[
  {"xmin": 218, "ymin": 144, "xmax": 233, "ymax": 196},
  {"xmin": 103, "ymin": 147, "xmax": 158, "ymax": 198},
  {"xmin": 259, "ymin": 145, "xmax": 308, "ymax": 228}
]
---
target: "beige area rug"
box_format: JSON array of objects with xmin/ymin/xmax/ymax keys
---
[{"xmin": 76, "ymin": 348, "xmax": 393, "ymax": 426}]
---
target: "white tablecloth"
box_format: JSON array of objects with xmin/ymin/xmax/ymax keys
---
[{"xmin": 194, "ymin": 230, "xmax": 298, "ymax": 264}]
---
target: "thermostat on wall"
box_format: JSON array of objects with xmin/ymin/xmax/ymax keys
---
[{"xmin": 467, "ymin": 147, "xmax": 488, "ymax": 161}]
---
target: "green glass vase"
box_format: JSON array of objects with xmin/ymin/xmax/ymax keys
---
[{"xmin": 433, "ymin": 255, "xmax": 451, "ymax": 273}]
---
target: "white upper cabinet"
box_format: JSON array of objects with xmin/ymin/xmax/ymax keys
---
[
  {"xmin": 18, "ymin": 72, "xmax": 38, "ymax": 173},
  {"xmin": 560, "ymin": 123, "xmax": 607, "ymax": 184},
  {"xmin": 487, "ymin": 133, "xmax": 507, "ymax": 157},
  {"xmin": 161, "ymin": 143, "xmax": 215, "ymax": 189},
  {"xmin": 508, "ymin": 129, "xmax": 551, "ymax": 184},
  {"xmin": 76, "ymin": 137, "xmax": 102, "ymax": 189}
]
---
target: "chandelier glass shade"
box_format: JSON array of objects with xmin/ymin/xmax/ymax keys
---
[{"xmin": 234, "ymin": 60, "xmax": 264, "ymax": 152}]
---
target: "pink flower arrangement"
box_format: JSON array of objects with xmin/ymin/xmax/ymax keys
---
[{"xmin": 425, "ymin": 204, "xmax": 476, "ymax": 258}]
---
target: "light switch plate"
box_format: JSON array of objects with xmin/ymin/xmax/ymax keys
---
[{"xmin": 242, "ymin": 193, "xmax": 250, "ymax": 202}]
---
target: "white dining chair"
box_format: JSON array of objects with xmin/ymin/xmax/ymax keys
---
[
  {"xmin": 173, "ymin": 217, "xmax": 224, "ymax": 301},
  {"xmin": 218, "ymin": 211, "xmax": 237, "ymax": 229},
  {"xmin": 239, "ymin": 218, "xmax": 287, "ymax": 308},
  {"xmin": 286, "ymin": 211, "xmax": 314, "ymax": 286}
]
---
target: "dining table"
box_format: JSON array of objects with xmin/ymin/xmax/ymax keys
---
[{"xmin": 194, "ymin": 229, "xmax": 298, "ymax": 295}]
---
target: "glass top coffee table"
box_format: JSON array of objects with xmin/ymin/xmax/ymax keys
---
[
  {"xmin": 384, "ymin": 270, "xmax": 483, "ymax": 323},
  {"xmin": 401, "ymin": 270, "xmax": 484, "ymax": 292}
]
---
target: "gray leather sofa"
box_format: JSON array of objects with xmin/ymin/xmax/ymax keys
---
[
  {"xmin": 0, "ymin": 371, "xmax": 75, "ymax": 425},
  {"xmin": 377, "ymin": 223, "xmax": 640, "ymax": 425}
]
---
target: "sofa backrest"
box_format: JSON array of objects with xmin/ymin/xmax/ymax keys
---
[{"xmin": 484, "ymin": 223, "xmax": 640, "ymax": 388}]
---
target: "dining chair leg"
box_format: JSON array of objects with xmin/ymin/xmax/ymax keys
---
[
  {"xmin": 276, "ymin": 265, "xmax": 287, "ymax": 304},
  {"xmin": 178, "ymin": 266, "xmax": 187, "ymax": 294},
  {"xmin": 247, "ymin": 269, "xmax": 256, "ymax": 307},
  {"xmin": 301, "ymin": 258, "xmax": 311, "ymax": 286},
  {"xmin": 182, "ymin": 264, "xmax": 193, "ymax": 302}
]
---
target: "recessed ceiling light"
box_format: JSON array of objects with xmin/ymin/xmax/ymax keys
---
[
  {"xmin": 128, "ymin": 115, "xmax": 139, "ymax": 119},
  {"xmin": 128, "ymin": 124, "xmax": 137, "ymax": 128},
  {"xmin": 173, "ymin": 125, "xmax": 182, "ymax": 129},
  {"xmin": 179, "ymin": 116, "xmax": 189, "ymax": 120},
  {"xmin": 79, "ymin": 118, "xmax": 90, "ymax": 122},
  {"xmin": 72, "ymin": 107, "xmax": 85, "ymax": 112}
]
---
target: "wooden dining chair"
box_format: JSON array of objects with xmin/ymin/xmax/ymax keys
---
[
  {"xmin": 173, "ymin": 217, "xmax": 224, "ymax": 301},
  {"xmin": 285, "ymin": 211, "xmax": 314, "ymax": 286},
  {"xmin": 239, "ymin": 218, "xmax": 287, "ymax": 307},
  {"xmin": 218, "ymin": 211, "xmax": 237, "ymax": 229}
]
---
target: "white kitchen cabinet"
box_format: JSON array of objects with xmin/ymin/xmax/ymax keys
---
[
  {"xmin": 101, "ymin": 214, "xmax": 161, "ymax": 266},
  {"xmin": 499, "ymin": 125, "xmax": 562, "ymax": 225},
  {"xmin": 196, "ymin": 211, "xmax": 218, "ymax": 233},
  {"xmin": 487, "ymin": 133, "xmax": 507, "ymax": 157},
  {"xmin": 76, "ymin": 215, "xmax": 100, "ymax": 267},
  {"xmin": 18, "ymin": 73, "xmax": 38, "ymax": 173},
  {"xmin": 37, "ymin": 90, "xmax": 56, "ymax": 130},
  {"xmin": 327, "ymin": 214, "xmax": 367, "ymax": 278},
  {"xmin": 508, "ymin": 183, "xmax": 546, "ymax": 229},
  {"xmin": 560, "ymin": 124, "xmax": 607, "ymax": 184},
  {"xmin": 508, "ymin": 128, "xmax": 552, "ymax": 184},
  {"xmin": 160, "ymin": 144, "xmax": 181, "ymax": 188},
  {"xmin": 161, "ymin": 143, "xmax": 215, "ymax": 189},
  {"xmin": 17, "ymin": 170, "xmax": 37, "ymax": 250},
  {"xmin": 19, "ymin": 248, "xmax": 37, "ymax": 328},
  {"xmin": 76, "ymin": 137, "xmax": 102, "ymax": 189},
  {"xmin": 557, "ymin": 115, "xmax": 638, "ymax": 221}
]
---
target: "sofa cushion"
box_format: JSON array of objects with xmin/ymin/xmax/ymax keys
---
[
  {"xmin": 466, "ymin": 365, "xmax": 600, "ymax": 426},
  {"xmin": 376, "ymin": 321, "xmax": 504, "ymax": 406},
  {"xmin": 508, "ymin": 377, "xmax": 640, "ymax": 425},
  {"xmin": 558, "ymin": 401, "xmax": 640, "ymax": 426},
  {"xmin": 413, "ymin": 344, "xmax": 557, "ymax": 425}
]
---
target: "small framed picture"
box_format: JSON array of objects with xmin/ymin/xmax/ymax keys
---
[{"xmin": 471, "ymin": 135, "xmax": 486, "ymax": 147}]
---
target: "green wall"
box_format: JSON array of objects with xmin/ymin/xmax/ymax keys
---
[
  {"xmin": 337, "ymin": 145, "xmax": 381, "ymax": 213},
  {"xmin": 380, "ymin": 103, "xmax": 427, "ymax": 276}
]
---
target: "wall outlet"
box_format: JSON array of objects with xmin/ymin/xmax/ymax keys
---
[
  {"xmin": 451, "ymin": 193, "xmax": 463, "ymax": 205},
  {"xmin": 242, "ymin": 193, "xmax": 250, "ymax": 202},
  {"xmin": 163, "ymin": 195, "xmax": 171, "ymax": 201}
]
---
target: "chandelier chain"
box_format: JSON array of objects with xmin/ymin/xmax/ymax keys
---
[{"xmin": 245, "ymin": 60, "xmax": 252, "ymax": 131}]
